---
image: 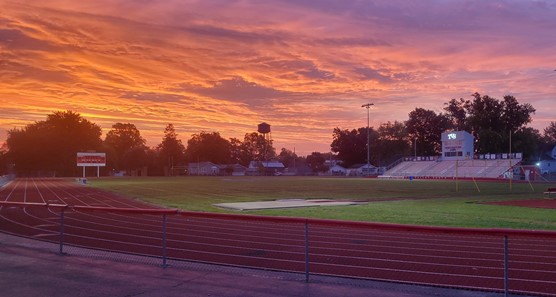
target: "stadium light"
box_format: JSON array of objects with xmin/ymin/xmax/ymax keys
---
[{"xmin": 361, "ymin": 103, "xmax": 374, "ymax": 176}]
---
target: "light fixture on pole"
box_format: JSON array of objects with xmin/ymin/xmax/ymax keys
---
[{"xmin": 361, "ymin": 103, "xmax": 374, "ymax": 176}]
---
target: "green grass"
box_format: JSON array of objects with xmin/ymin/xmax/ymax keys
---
[{"xmin": 89, "ymin": 176, "xmax": 556, "ymax": 230}]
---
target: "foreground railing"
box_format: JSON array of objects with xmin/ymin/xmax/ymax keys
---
[{"xmin": 1, "ymin": 201, "xmax": 556, "ymax": 296}]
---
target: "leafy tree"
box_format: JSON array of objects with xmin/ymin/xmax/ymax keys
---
[
  {"xmin": 104, "ymin": 123, "xmax": 147, "ymax": 171},
  {"xmin": 444, "ymin": 98, "xmax": 471, "ymax": 131},
  {"xmin": 512, "ymin": 127, "xmax": 542, "ymax": 162},
  {"xmin": 331, "ymin": 127, "xmax": 378, "ymax": 167},
  {"xmin": 405, "ymin": 108, "xmax": 451, "ymax": 155},
  {"xmin": 238, "ymin": 132, "xmax": 276, "ymax": 165},
  {"xmin": 157, "ymin": 124, "xmax": 185, "ymax": 169},
  {"xmin": 229, "ymin": 137, "xmax": 244, "ymax": 164},
  {"xmin": 375, "ymin": 121, "xmax": 411, "ymax": 165},
  {"xmin": 185, "ymin": 131, "xmax": 231, "ymax": 164},
  {"xmin": 444, "ymin": 93, "xmax": 536, "ymax": 157},
  {"xmin": 544, "ymin": 121, "xmax": 556, "ymax": 144},
  {"xmin": 306, "ymin": 152, "xmax": 327, "ymax": 173},
  {"xmin": 6, "ymin": 111, "xmax": 102, "ymax": 176},
  {"xmin": 278, "ymin": 148, "xmax": 299, "ymax": 168},
  {"xmin": 0, "ymin": 143, "xmax": 10, "ymax": 175}
]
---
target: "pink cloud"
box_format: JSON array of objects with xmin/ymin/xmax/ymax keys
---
[{"xmin": 0, "ymin": 0, "xmax": 555, "ymax": 155}]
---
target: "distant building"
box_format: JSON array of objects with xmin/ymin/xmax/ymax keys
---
[
  {"xmin": 346, "ymin": 164, "xmax": 378, "ymax": 176},
  {"xmin": 329, "ymin": 164, "xmax": 347, "ymax": 176},
  {"xmin": 247, "ymin": 161, "xmax": 285, "ymax": 176},
  {"xmin": 187, "ymin": 162, "xmax": 219, "ymax": 175},
  {"xmin": 218, "ymin": 164, "xmax": 247, "ymax": 176}
]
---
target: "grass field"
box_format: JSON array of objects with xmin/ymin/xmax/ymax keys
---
[{"xmin": 90, "ymin": 176, "xmax": 556, "ymax": 230}]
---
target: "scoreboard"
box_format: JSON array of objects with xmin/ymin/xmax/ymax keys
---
[{"xmin": 77, "ymin": 152, "xmax": 106, "ymax": 167}]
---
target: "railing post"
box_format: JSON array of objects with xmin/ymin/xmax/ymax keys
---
[
  {"xmin": 59, "ymin": 207, "xmax": 65, "ymax": 255},
  {"xmin": 162, "ymin": 214, "xmax": 168, "ymax": 268},
  {"xmin": 305, "ymin": 219, "xmax": 309, "ymax": 283},
  {"xmin": 504, "ymin": 235, "xmax": 509, "ymax": 297}
]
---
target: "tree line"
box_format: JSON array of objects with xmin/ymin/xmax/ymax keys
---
[
  {"xmin": 0, "ymin": 111, "xmax": 285, "ymax": 176},
  {"xmin": 332, "ymin": 93, "xmax": 556, "ymax": 167},
  {"xmin": 1, "ymin": 93, "xmax": 555, "ymax": 176}
]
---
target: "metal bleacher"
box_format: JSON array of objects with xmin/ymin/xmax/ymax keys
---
[{"xmin": 382, "ymin": 158, "xmax": 521, "ymax": 179}]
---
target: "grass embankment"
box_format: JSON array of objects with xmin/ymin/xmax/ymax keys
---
[{"xmin": 90, "ymin": 176, "xmax": 556, "ymax": 230}]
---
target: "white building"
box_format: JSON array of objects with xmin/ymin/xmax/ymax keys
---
[{"xmin": 329, "ymin": 164, "xmax": 347, "ymax": 176}]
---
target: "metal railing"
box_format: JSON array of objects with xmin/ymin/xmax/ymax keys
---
[{"xmin": 1, "ymin": 201, "xmax": 556, "ymax": 296}]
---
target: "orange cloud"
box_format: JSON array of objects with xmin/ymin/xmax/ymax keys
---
[{"xmin": 1, "ymin": 0, "xmax": 555, "ymax": 155}]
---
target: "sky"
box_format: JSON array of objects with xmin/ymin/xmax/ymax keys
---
[{"xmin": 1, "ymin": 0, "xmax": 555, "ymax": 156}]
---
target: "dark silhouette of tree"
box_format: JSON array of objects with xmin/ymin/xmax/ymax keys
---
[
  {"xmin": 104, "ymin": 123, "xmax": 147, "ymax": 171},
  {"xmin": 331, "ymin": 127, "xmax": 378, "ymax": 167},
  {"xmin": 239, "ymin": 132, "xmax": 276, "ymax": 165},
  {"xmin": 306, "ymin": 152, "xmax": 327, "ymax": 173},
  {"xmin": 277, "ymin": 148, "xmax": 299, "ymax": 168},
  {"xmin": 512, "ymin": 127, "xmax": 542, "ymax": 162},
  {"xmin": 6, "ymin": 111, "xmax": 102, "ymax": 176},
  {"xmin": 444, "ymin": 93, "xmax": 536, "ymax": 156},
  {"xmin": 0, "ymin": 143, "xmax": 7, "ymax": 175},
  {"xmin": 444, "ymin": 98, "xmax": 472, "ymax": 131},
  {"xmin": 405, "ymin": 108, "xmax": 451, "ymax": 155},
  {"xmin": 229, "ymin": 137, "xmax": 244, "ymax": 165},
  {"xmin": 543, "ymin": 121, "xmax": 556, "ymax": 144},
  {"xmin": 157, "ymin": 124, "xmax": 185, "ymax": 170},
  {"xmin": 185, "ymin": 131, "xmax": 231, "ymax": 164},
  {"xmin": 375, "ymin": 121, "xmax": 411, "ymax": 165}
]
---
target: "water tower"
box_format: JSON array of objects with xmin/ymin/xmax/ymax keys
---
[{"xmin": 257, "ymin": 122, "xmax": 271, "ymax": 163}]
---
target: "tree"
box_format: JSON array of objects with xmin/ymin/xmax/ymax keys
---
[
  {"xmin": 104, "ymin": 123, "xmax": 147, "ymax": 171},
  {"xmin": 229, "ymin": 137, "xmax": 244, "ymax": 165},
  {"xmin": 306, "ymin": 152, "xmax": 327, "ymax": 173},
  {"xmin": 157, "ymin": 124, "xmax": 185, "ymax": 170},
  {"xmin": 444, "ymin": 93, "xmax": 536, "ymax": 157},
  {"xmin": 238, "ymin": 132, "xmax": 276, "ymax": 165},
  {"xmin": 444, "ymin": 98, "xmax": 471, "ymax": 131},
  {"xmin": 405, "ymin": 108, "xmax": 451, "ymax": 155},
  {"xmin": 6, "ymin": 111, "xmax": 102, "ymax": 176},
  {"xmin": 331, "ymin": 127, "xmax": 378, "ymax": 167},
  {"xmin": 278, "ymin": 148, "xmax": 299, "ymax": 168},
  {"xmin": 375, "ymin": 121, "xmax": 411, "ymax": 165},
  {"xmin": 544, "ymin": 121, "xmax": 556, "ymax": 144},
  {"xmin": 512, "ymin": 127, "xmax": 542, "ymax": 163},
  {"xmin": 185, "ymin": 131, "xmax": 231, "ymax": 164}
]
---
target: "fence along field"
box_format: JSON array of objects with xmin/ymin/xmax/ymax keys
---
[{"xmin": 1, "ymin": 177, "xmax": 556, "ymax": 296}]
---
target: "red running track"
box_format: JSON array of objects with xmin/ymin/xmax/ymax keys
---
[{"xmin": 1, "ymin": 178, "xmax": 556, "ymax": 296}]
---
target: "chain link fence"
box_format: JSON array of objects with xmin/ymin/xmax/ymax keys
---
[{"xmin": 1, "ymin": 202, "xmax": 556, "ymax": 296}]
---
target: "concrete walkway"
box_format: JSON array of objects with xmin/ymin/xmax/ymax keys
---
[{"xmin": 0, "ymin": 233, "xmax": 522, "ymax": 297}]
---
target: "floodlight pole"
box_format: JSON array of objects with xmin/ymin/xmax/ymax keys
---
[
  {"xmin": 414, "ymin": 138, "xmax": 417, "ymax": 161},
  {"xmin": 362, "ymin": 103, "xmax": 374, "ymax": 176}
]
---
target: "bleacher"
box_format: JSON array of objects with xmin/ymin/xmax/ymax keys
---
[{"xmin": 382, "ymin": 158, "xmax": 521, "ymax": 179}]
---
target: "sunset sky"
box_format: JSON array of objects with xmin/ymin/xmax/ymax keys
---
[{"xmin": 1, "ymin": 0, "xmax": 555, "ymax": 155}]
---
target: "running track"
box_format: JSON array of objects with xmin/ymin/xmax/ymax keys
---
[{"xmin": 1, "ymin": 178, "xmax": 556, "ymax": 296}]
